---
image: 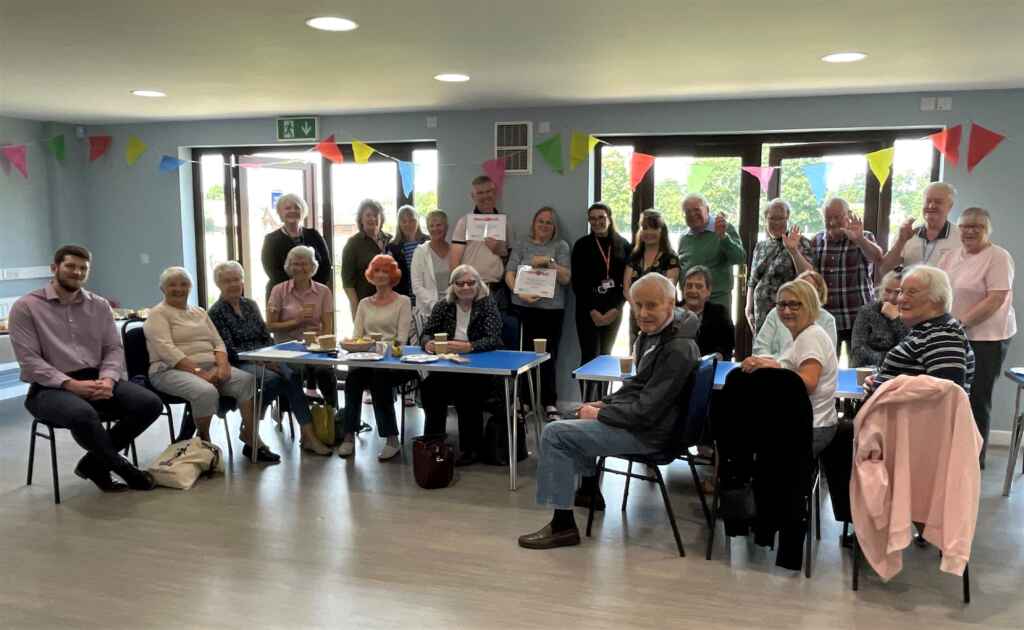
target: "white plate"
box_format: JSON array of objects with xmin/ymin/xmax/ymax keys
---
[
  {"xmin": 345, "ymin": 352, "xmax": 384, "ymax": 361},
  {"xmin": 401, "ymin": 354, "xmax": 439, "ymax": 363}
]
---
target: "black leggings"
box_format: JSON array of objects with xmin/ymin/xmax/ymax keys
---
[
  {"xmin": 576, "ymin": 310, "xmax": 622, "ymax": 365},
  {"xmin": 519, "ymin": 308, "xmax": 564, "ymax": 408}
]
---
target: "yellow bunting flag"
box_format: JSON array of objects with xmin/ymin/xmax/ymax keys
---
[
  {"xmin": 125, "ymin": 135, "xmax": 148, "ymax": 166},
  {"xmin": 352, "ymin": 140, "xmax": 375, "ymax": 164},
  {"xmin": 569, "ymin": 132, "xmax": 599, "ymax": 171},
  {"xmin": 866, "ymin": 147, "xmax": 895, "ymax": 188}
]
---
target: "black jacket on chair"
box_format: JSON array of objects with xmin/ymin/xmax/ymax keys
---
[
  {"xmin": 694, "ymin": 302, "xmax": 735, "ymax": 360},
  {"xmin": 714, "ymin": 367, "xmax": 813, "ymax": 571}
]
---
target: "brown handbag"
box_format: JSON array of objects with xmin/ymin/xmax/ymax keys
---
[{"xmin": 413, "ymin": 435, "xmax": 454, "ymax": 489}]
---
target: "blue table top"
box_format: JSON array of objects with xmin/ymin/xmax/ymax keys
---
[
  {"xmin": 239, "ymin": 341, "xmax": 548, "ymax": 376},
  {"xmin": 574, "ymin": 355, "xmax": 864, "ymax": 399},
  {"xmin": 1006, "ymin": 368, "xmax": 1024, "ymax": 385}
]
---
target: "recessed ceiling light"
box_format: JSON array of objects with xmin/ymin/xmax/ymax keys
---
[
  {"xmin": 131, "ymin": 89, "xmax": 166, "ymax": 98},
  {"xmin": 305, "ymin": 16, "xmax": 359, "ymax": 32},
  {"xmin": 821, "ymin": 52, "xmax": 867, "ymax": 63},
  {"xmin": 434, "ymin": 73, "xmax": 470, "ymax": 82}
]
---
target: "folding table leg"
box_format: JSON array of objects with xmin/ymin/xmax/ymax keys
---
[{"xmin": 1003, "ymin": 386, "xmax": 1023, "ymax": 496}]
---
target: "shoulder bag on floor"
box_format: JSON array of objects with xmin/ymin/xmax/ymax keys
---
[
  {"xmin": 413, "ymin": 435, "xmax": 454, "ymax": 489},
  {"xmin": 147, "ymin": 438, "xmax": 224, "ymax": 490}
]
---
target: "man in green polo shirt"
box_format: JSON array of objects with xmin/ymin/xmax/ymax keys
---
[{"xmin": 676, "ymin": 194, "xmax": 746, "ymax": 309}]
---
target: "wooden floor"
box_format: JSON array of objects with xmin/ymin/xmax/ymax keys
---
[{"xmin": 1, "ymin": 396, "xmax": 1022, "ymax": 629}]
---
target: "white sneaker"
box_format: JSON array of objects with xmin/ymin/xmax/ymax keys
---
[
  {"xmin": 378, "ymin": 443, "xmax": 401, "ymax": 461},
  {"xmin": 336, "ymin": 441, "xmax": 355, "ymax": 458}
]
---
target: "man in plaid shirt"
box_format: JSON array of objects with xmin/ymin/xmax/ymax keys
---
[{"xmin": 790, "ymin": 197, "xmax": 883, "ymax": 359}]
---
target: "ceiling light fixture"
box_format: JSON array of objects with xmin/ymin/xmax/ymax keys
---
[
  {"xmin": 305, "ymin": 16, "xmax": 359, "ymax": 32},
  {"xmin": 434, "ymin": 73, "xmax": 470, "ymax": 83},
  {"xmin": 821, "ymin": 51, "xmax": 867, "ymax": 63},
  {"xmin": 131, "ymin": 89, "xmax": 167, "ymax": 97}
]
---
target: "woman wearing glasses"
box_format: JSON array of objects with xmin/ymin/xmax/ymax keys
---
[
  {"xmin": 850, "ymin": 268, "xmax": 908, "ymax": 368},
  {"xmin": 937, "ymin": 207, "xmax": 1016, "ymax": 467},
  {"xmin": 420, "ymin": 264, "xmax": 504, "ymax": 466},
  {"xmin": 742, "ymin": 279, "xmax": 839, "ymax": 456}
]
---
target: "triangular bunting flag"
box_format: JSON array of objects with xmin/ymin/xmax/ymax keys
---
[
  {"xmin": 482, "ymin": 157, "xmax": 507, "ymax": 195},
  {"xmin": 569, "ymin": 132, "xmax": 598, "ymax": 171},
  {"xmin": 536, "ymin": 134, "xmax": 564, "ymax": 174},
  {"xmin": 352, "ymin": 140, "xmax": 376, "ymax": 164},
  {"xmin": 741, "ymin": 166, "xmax": 777, "ymax": 193},
  {"xmin": 46, "ymin": 134, "xmax": 65, "ymax": 162},
  {"xmin": 2, "ymin": 145, "xmax": 28, "ymax": 179},
  {"xmin": 866, "ymin": 147, "xmax": 895, "ymax": 188},
  {"xmin": 315, "ymin": 135, "xmax": 343, "ymax": 164},
  {"xmin": 159, "ymin": 155, "xmax": 187, "ymax": 173},
  {"xmin": 629, "ymin": 152, "xmax": 655, "ymax": 191},
  {"xmin": 125, "ymin": 135, "xmax": 147, "ymax": 166},
  {"xmin": 801, "ymin": 163, "xmax": 830, "ymax": 204},
  {"xmin": 966, "ymin": 123, "xmax": 1006, "ymax": 173},
  {"xmin": 928, "ymin": 125, "xmax": 962, "ymax": 168},
  {"xmin": 88, "ymin": 135, "xmax": 112, "ymax": 161},
  {"xmin": 398, "ymin": 161, "xmax": 415, "ymax": 197},
  {"xmin": 686, "ymin": 163, "xmax": 712, "ymax": 192}
]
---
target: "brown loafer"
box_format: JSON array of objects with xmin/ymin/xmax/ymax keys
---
[{"xmin": 518, "ymin": 523, "xmax": 581, "ymax": 550}]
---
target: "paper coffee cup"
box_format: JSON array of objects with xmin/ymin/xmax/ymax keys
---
[
  {"xmin": 303, "ymin": 331, "xmax": 317, "ymax": 345},
  {"xmin": 369, "ymin": 332, "xmax": 383, "ymax": 342},
  {"xmin": 434, "ymin": 332, "xmax": 448, "ymax": 342},
  {"xmin": 619, "ymin": 356, "xmax": 634, "ymax": 374},
  {"xmin": 435, "ymin": 340, "xmax": 449, "ymax": 354},
  {"xmin": 856, "ymin": 367, "xmax": 874, "ymax": 386},
  {"xmin": 534, "ymin": 338, "xmax": 547, "ymax": 353}
]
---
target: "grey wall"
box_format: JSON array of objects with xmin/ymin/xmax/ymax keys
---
[
  {"xmin": 0, "ymin": 116, "xmax": 55, "ymax": 299},
  {"xmin": 31, "ymin": 89, "xmax": 1024, "ymax": 426}
]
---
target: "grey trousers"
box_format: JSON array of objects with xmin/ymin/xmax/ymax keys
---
[{"xmin": 150, "ymin": 364, "xmax": 254, "ymax": 418}]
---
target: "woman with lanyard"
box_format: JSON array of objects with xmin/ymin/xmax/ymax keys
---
[
  {"xmin": 745, "ymin": 198, "xmax": 813, "ymax": 333},
  {"xmin": 260, "ymin": 193, "xmax": 332, "ymax": 303},
  {"xmin": 571, "ymin": 203, "xmax": 630, "ymax": 368}
]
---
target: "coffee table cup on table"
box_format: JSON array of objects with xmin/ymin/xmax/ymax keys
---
[
  {"xmin": 856, "ymin": 367, "xmax": 874, "ymax": 386},
  {"xmin": 303, "ymin": 331, "xmax": 318, "ymax": 346},
  {"xmin": 619, "ymin": 356, "xmax": 634, "ymax": 375},
  {"xmin": 534, "ymin": 338, "xmax": 547, "ymax": 353}
]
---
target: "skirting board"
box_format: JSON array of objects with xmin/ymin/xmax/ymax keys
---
[{"xmin": 991, "ymin": 429, "xmax": 1011, "ymax": 447}]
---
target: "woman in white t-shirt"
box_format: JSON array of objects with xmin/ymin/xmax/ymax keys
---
[
  {"xmin": 741, "ymin": 279, "xmax": 839, "ymax": 456},
  {"xmin": 937, "ymin": 207, "xmax": 1016, "ymax": 467}
]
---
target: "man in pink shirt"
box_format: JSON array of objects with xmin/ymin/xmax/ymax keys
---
[{"xmin": 9, "ymin": 245, "xmax": 161, "ymax": 492}]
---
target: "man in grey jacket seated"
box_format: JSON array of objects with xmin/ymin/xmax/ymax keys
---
[{"xmin": 519, "ymin": 272, "xmax": 700, "ymax": 549}]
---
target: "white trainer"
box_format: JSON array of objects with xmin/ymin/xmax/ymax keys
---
[{"xmin": 336, "ymin": 441, "xmax": 355, "ymax": 458}]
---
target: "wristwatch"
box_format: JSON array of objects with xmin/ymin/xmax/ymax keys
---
[{"xmin": 192, "ymin": 367, "xmax": 202, "ymax": 374}]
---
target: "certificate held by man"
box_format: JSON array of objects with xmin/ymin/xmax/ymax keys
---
[
  {"xmin": 513, "ymin": 265, "xmax": 557, "ymax": 299},
  {"xmin": 466, "ymin": 214, "xmax": 507, "ymax": 241}
]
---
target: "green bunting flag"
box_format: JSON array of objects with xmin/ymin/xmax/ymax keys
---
[
  {"xmin": 46, "ymin": 134, "xmax": 65, "ymax": 162},
  {"xmin": 536, "ymin": 134, "xmax": 564, "ymax": 174}
]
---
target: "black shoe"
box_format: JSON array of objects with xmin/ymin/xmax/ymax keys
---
[
  {"xmin": 455, "ymin": 451, "xmax": 478, "ymax": 467},
  {"xmin": 518, "ymin": 523, "xmax": 581, "ymax": 550},
  {"xmin": 913, "ymin": 532, "xmax": 929, "ymax": 548},
  {"xmin": 243, "ymin": 444, "xmax": 281, "ymax": 464},
  {"xmin": 574, "ymin": 490, "xmax": 605, "ymax": 511},
  {"xmin": 74, "ymin": 455, "xmax": 129, "ymax": 493}
]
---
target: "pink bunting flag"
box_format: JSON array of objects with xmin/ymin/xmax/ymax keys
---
[
  {"xmin": 1, "ymin": 144, "xmax": 28, "ymax": 179},
  {"xmin": 482, "ymin": 157, "xmax": 507, "ymax": 195},
  {"xmin": 88, "ymin": 135, "xmax": 112, "ymax": 161},
  {"xmin": 629, "ymin": 152, "xmax": 655, "ymax": 191},
  {"xmin": 741, "ymin": 166, "xmax": 776, "ymax": 192}
]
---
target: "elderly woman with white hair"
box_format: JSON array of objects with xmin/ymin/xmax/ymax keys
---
[
  {"xmin": 260, "ymin": 193, "xmax": 332, "ymax": 302},
  {"xmin": 746, "ymin": 198, "xmax": 814, "ymax": 333},
  {"xmin": 865, "ymin": 265, "xmax": 976, "ymax": 397},
  {"xmin": 266, "ymin": 245, "xmax": 337, "ymax": 408},
  {"xmin": 419, "ymin": 264, "xmax": 503, "ymax": 466},
  {"xmin": 145, "ymin": 266, "xmax": 280, "ymax": 463},
  {"xmin": 208, "ymin": 261, "xmax": 332, "ymax": 455},
  {"xmin": 937, "ymin": 207, "xmax": 1016, "ymax": 466}
]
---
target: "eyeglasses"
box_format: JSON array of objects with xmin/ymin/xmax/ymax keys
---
[
  {"xmin": 777, "ymin": 301, "xmax": 803, "ymax": 311},
  {"xmin": 453, "ymin": 280, "xmax": 477, "ymax": 288},
  {"xmin": 958, "ymin": 223, "xmax": 986, "ymax": 232}
]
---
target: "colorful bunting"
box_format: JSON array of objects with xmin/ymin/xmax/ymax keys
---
[
  {"xmin": 125, "ymin": 135, "xmax": 147, "ymax": 166},
  {"xmin": 88, "ymin": 135, "xmax": 112, "ymax": 161},
  {"xmin": 866, "ymin": 147, "xmax": 895, "ymax": 188},
  {"xmin": 966, "ymin": 123, "xmax": 1006, "ymax": 173},
  {"xmin": 629, "ymin": 152, "xmax": 655, "ymax": 191},
  {"xmin": 482, "ymin": 157, "xmax": 507, "ymax": 195},
  {"xmin": 801, "ymin": 163, "xmax": 830, "ymax": 204},
  {"xmin": 159, "ymin": 155, "xmax": 187, "ymax": 173},
  {"xmin": 315, "ymin": 134, "xmax": 343, "ymax": 164},
  {"xmin": 2, "ymin": 145, "xmax": 28, "ymax": 179},
  {"xmin": 536, "ymin": 134, "xmax": 564, "ymax": 174},
  {"xmin": 928, "ymin": 125, "xmax": 962, "ymax": 168},
  {"xmin": 569, "ymin": 132, "xmax": 599, "ymax": 171},
  {"xmin": 398, "ymin": 160, "xmax": 415, "ymax": 197},
  {"xmin": 47, "ymin": 134, "xmax": 65, "ymax": 162},
  {"xmin": 352, "ymin": 140, "xmax": 375, "ymax": 164},
  {"xmin": 741, "ymin": 166, "xmax": 777, "ymax": 193},
  {"xmin": 686, "ymin": 163, "xmax": 712, "ymax": 192}
]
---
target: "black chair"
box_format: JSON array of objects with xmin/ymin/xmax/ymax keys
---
[
  {"xmin": 27, "ymin": 412, "xmax": 138, "ymax": 505},
  {"xmin": 584, "ymin": 354, "xmax": 718, "ymax": 557}
]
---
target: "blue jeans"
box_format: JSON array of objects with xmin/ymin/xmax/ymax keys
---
[
  {"xmin": 535, "ymin": 419, "xmax": 657, "ymax": 510},
  {"xmin": 240, "ymin": 362, "xmax": 313, "ymax": 426}
]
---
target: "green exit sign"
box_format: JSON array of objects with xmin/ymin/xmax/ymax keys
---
[{"xmin": 277, "ymin": 116, "xmax": 319, "ymax": 142}]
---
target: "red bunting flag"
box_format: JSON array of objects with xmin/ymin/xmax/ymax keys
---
[
  {"xmin": 88, "ymin": 135, "xmax": 112, "ymax": 161},
  {"xmin": 2, "ymin": 145, "xmax": 28, "ymax": 179},
  {"xmin": 482, "ymin": 157, "xmax": 507, "ymax": 195},
  {"xmin": 315, "ymin": 134, "xmax": 344, "ymax": 164},
  {"xmin": 741, "ymin": 166, "xmax": 777, "ymax": 192},
  {"xmin": 927, "ymin": 125, "xmax": 962, "ymax": 168},
  {"xmin": 966, "ymin": 123, "xmax": 1006, "ymax": 173},
  {"xmin": 629, "ymin": 152, "xmax": 655, "ymax": 191}
]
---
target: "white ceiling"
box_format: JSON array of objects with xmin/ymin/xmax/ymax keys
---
[{"xmin": 2, "ymin": 0, "xmax": 1023, "ymax": 124}]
